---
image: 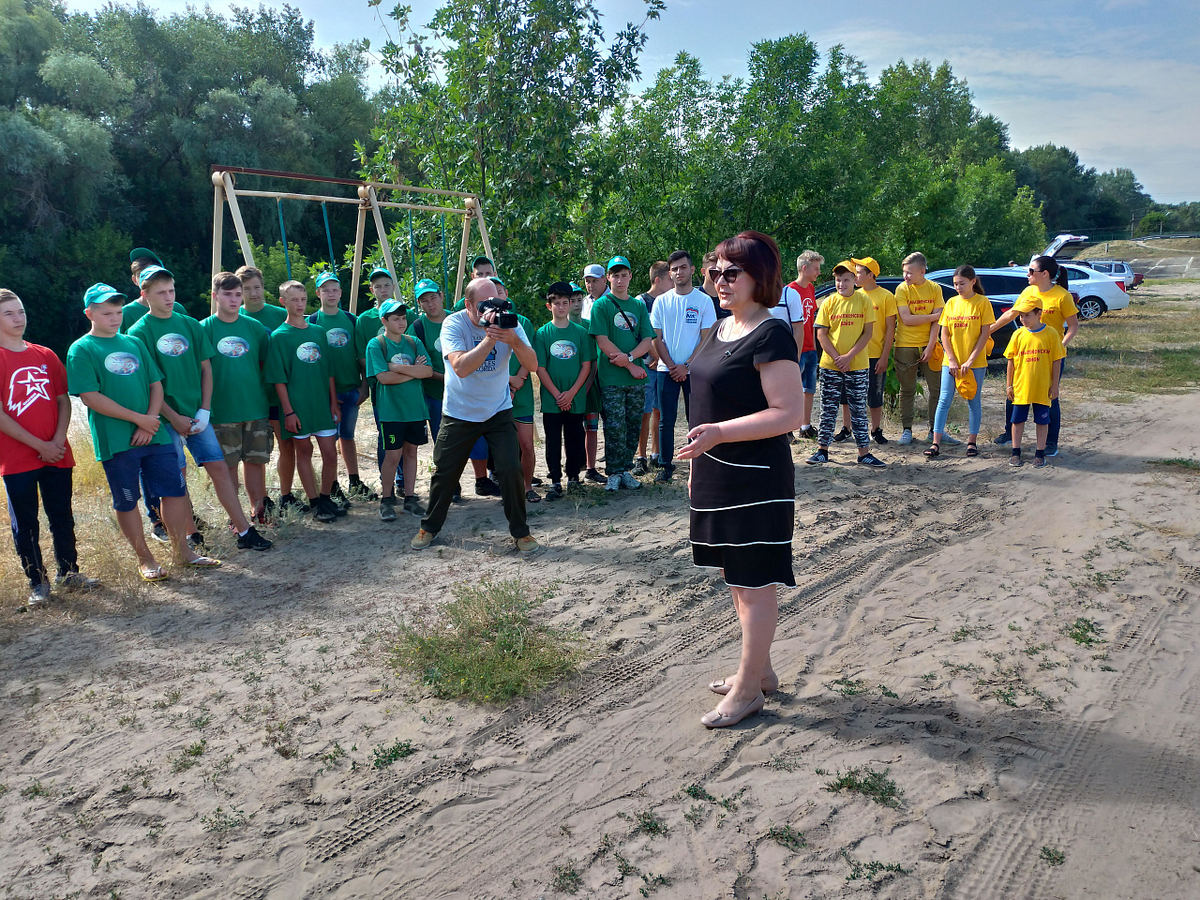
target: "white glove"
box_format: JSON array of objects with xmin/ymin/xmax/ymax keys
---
[{"xmin": 190, "ymin": 408, "xmax": 210, "ymax": 434}]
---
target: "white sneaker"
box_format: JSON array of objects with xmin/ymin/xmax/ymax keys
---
[
  {"xmin": 941, "ymin": 433, "xmax": 962, "ymax": 446},
  {"xmin": 605, "ymin": 475, "xmax": 621, "ymax": 491},
  {"xmin": 27, "ymin": 583, "xmax": 51, "ymax": 608},
  {"xmin": 619, "ymin": 471, "xmax": 642, "ymax": 490},
  {"xmin": 898, "ymin": 428, "xmax": 913, "ymax": 445}
]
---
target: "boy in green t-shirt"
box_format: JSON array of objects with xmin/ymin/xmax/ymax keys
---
[
  {"xmin": 355, "ymin": 267, "xmax": 402, "ymax": 495},
  {"xmin": 309, "ymin": 272, "xmax": 376, "ymax": 503},
  {"xmin": 534, "ymin": 281, "xmax": 594, "ymax": 500},
  {"xmin": 200, "ymin": 272, "xmax": 276, "ymax": 539},
  {"xmin": 237, "ymin": 265, "xmax": 288, "ymax": 522},
  {"xmin": 493, "ymin": 277, "xmax": 540, "ymax": 501},
  {"xmin": 67, "ymin": 284, "xmax": 220, "ymax": 580},
  {"xmin": 570, "ymin": 283, "xmax": 604, "ymax": 483},
  {"xmin": 366, "ymin": 300, "xmax": 432, "ymax": 520},
  {"xmin": 120, "ymin": 247, "xmax": 163, "ymax": 334},
  {"xmin": 129, "ymin": 267, "xmax": 271, "ymax": 551},
  {"xmin": 265, "ymin": 281, "xmax": 343, "ymax": 523},
  {"xmin": 588, "ymin": 256, "xmax": 655, "ymax": 491}
]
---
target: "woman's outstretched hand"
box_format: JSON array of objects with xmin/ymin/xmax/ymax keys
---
[{"xmin": 677, "ymin": 422, "xmax": 723, "ymax": 460}]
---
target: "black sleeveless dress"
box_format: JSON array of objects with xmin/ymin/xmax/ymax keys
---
[{"xmin": 688, "ymin": 317, "xmax": 798, "ymax": 588}]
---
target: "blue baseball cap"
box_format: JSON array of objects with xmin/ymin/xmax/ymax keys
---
[
  {"xmin": 315, "ymin": 271, "xmax": 340, "ymax": 288},
  {"xmin": 83, "ymin": 283, "xmax": 127, "ymax": 309},
  {"xmin": 137, "ymin": 265, "xmax": 174, "ymax": 288},
  {"xmin": 379, "ymin": 299, "xmax": 409, "ymax": 318},
  {"xmin": 368, "ymin": 267, "xmax": 393, "ymax": 282},
  {"xmin": 414, "ymin": 278, "xmax": 441, "ymax": 300},
  {"xmin": 606, "ymin": 256, "xmax": 631, "ymax": 273}
]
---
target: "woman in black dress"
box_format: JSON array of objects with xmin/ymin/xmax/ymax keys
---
[{"xmin": 678, "ymin": 231, "xmax": 802, "ymax": 729}]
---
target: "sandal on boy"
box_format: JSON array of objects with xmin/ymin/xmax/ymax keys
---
[
  {"xmin": 924, "ymin": 444, "xmax": 940, "ymax": 458},
  {"xmin": 140, "ymin": 565, "xmax": 170, "ymax": 583},
  {"xmin": 966, "ymin": 442, "xmax": 979, "ymax": 457},
  {"xmin": 184, "ymin": 556, "xmax": 222, "ymax": 569}
]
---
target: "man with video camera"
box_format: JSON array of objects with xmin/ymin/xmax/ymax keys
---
[{"xmin": 411, "ymin": 277, "xmax": 541, "ymax": 552}]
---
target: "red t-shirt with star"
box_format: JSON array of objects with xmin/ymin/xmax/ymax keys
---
[
  {"xmin": 0, "ymin": 343, "xmax": 75, "ymax": 476},
  {"xmin": 789, "ymin": 281, "xmax": 818, "ymax": 353}
]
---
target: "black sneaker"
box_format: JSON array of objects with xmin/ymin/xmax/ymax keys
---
[
  {"xmin": 567, "ymin": 479, "xmax": 583, "ymax": 493},
  {"xmin": 237, "ymin": 526, "xmax": 273, "ymax": 551},
  {"xmin": 402, "ymin": 495, "xmax": 426, "ymax": 517},
  {"xmin": 630, "ymin": 457, "xmax": 649, "ymax": 477},
  {"xmin": 192, "ymin": 515, "xmax": 211, "ymax": 534},
  {"xmin": 545, "ymin": 483, "xmax": 564, "ymax": 501},
  {"xmin": 313, "ymin": 498, "xmax": 337, "ymax": 523},
  {"xmin": 585, "ymin": 468, "xmax": 606, "ymax": 484},
  {"xmin": 475, "ymin": 476, "xmax": 501, "ymax": 496},
  {"xmin": 150, "ymin": 522, "xmax": 170, "ymax": 544},
  {"xmin": 857, "ymin": 453, "xmax": 886, "ymax": 468},
  {"xmin": 348, "ymin": 478, "xmax": 379, "ymax": 502},
  {"xmin": 379, "ymin": 497, "xmax": 397, "ymax": 522},
  {"xmin": 255, "ymin": 495, "xmax": 277, "ymax": 525},
  {"xmin": 531, "ymin": 476, "xmax": 544, "ymax": 486},
  {"xmin": 993, "ymin": 433, "xmax": 1012, "ymax": 446},
  {"xmin": 871, "ymin": 428, "xmax": 889, "ymax": 445},
  {"xmin": 452, "ymin": 485, "xmax": 464, "ymax": 503},
  {"xmin": 330, "ymin": 481, "xmax": 352, "ymax": 510},
  {"xmin": 832, "ymin": 426, "xmax": 852, "ymax": 443},
  {"xmin": 654, "ymin": 466, "xmax": 674, "ymax": 483},
  {"xmin": 798, "ymin": 426, "xmax": 817, "ymax": 440},
  {"xmin": 278, "ymin": 493, "xmax": 310, "ymax": 514},
  {"xmin": 648, "ymin": 455, "xmax": 662, "ymax": 469},
  {"xmin": 805, "ymin": 449, "xmax": 829, "ymax": 465},
  {"xmin": 187, "ymin": 532, "xmax": 205, "ymax": 549}
]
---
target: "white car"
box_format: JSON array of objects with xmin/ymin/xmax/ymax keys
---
[
  {"xmin": 1081, "ymin": 259, "xmax": 1136, "ymax": 289},
  {"xmin": 928, "ymin": 265, "xmax": 1128, "ymax": 323}
]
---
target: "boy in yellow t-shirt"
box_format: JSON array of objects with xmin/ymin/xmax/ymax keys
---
[
  {"xmin": 837, "ymin": 257, "xmax": 895, "ymax": 444},
  {"xmin": 806, "ymin": 262, "xmax": 884, "ymax": 467},
  {"xmin": 1003, "ymin": 296, "xmax": 1065, "ymax": 468},
  {"xmin": 893, "ymin": 251, "xmax": 946, "ymax": 445}
]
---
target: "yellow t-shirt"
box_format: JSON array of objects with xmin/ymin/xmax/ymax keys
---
[
  {"xmin": 1015, "ymin": 285, "xmax": 1078, "ymax": 341},
  {"xmin": 816, "ymin": 290, "xmax": 874, "ymax": 372},
  {"xmin": 893, "ymin": 279, "xmax": 945, "ymax": 348},
  {"xmin": 939, "ymin": 294, "xmax": 996, "ymax": 368},
  {"xmin": 861, "ymin": 286, "xmax": 897, "ymax": 359},
  {"xmin": 1004, "ymin": 325, "xmax": 1066, "ymax": 406}
]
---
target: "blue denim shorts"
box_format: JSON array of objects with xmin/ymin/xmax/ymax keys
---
[
  {"xmin": 103, "ymin": 443, "xmax": 186, "ymax": 512},
  {"xmin": 170, "ymin": 422, "xmax": 226, "ymax": 467},
  {"xmin": 643, "ymin": 374, "xmax": 659, "ymax": 414},
  {"xmin": 799, "ymin": 349, "xmax": 820, "ymax": 393},
  {"xmin": 336, "ymin": 389, "xmax": 361, "ymax": 440}
]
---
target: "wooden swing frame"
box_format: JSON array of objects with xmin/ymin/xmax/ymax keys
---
[{"xmin": 208, "ymin": 165, "xmax": 495, "ymax": 314}]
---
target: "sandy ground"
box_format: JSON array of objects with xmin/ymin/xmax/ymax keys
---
[{"xmin": 3, "ymin": 362, "xmax": 1200, "ymax": 898}]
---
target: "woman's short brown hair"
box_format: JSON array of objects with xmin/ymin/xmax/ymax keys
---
[{"xmin": 713, "ymin": 231, "xmax": 783, "ymax": 308}]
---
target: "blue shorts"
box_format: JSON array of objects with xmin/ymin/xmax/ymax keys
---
[
  {"xmin": 1011, "ymin": 403, "xmax": 1051, "ymax": 425},
  {"xmin": 170, "ymin": 423, "xmax": 226, "ymax": 468},
  {"xmin": 643, "ymin": 374, "xmax": 659, "ymax": 414},
  {"xmin": 268, "ymin": 405, "xmax": 280, "ymax": 422},
  {"xmin": 514, "ymin": 414, "xmax": 534, "ymax": 425},
  {"xmin": 336, "ymin": 389, "xmax": 361, "ymax": 440},
  {"xmin": 102, "ymin": 443, "xmax": 186, "ymax": 513},
  {"xmin": 799, "ymin": 349, "xmax": 820, "ymax": 393}
]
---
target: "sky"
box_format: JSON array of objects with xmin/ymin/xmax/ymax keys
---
[{"xmin": 71, "ymin": 0, "xmax": 1200, "ymax": 202}]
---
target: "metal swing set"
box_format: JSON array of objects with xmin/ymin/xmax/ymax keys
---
[{"xmin": 208, "ymin": 165, "xmax": 495, "ymax": 314}]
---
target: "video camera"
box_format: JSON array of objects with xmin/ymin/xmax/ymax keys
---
[{"xmin": 478, "ymin": 297, "xmax": 519, "ymax": 329}]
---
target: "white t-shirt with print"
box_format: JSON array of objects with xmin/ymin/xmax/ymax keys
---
[
  {"xmin": 649, "ymin": 287, "xmax": 718, "ymax": 372},
  {"xmin": 440, "ymin": 310, "xmax": 531, "ymax": 423}
]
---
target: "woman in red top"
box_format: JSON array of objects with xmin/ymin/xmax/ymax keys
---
[{"xmin": 0, "ymin": 289, "xmax": 97, "ymax": 607}]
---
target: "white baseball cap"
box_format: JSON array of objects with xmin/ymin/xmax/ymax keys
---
[{"xmin": 582, "ymin": 264, "xmax": 605, "ymax": 279}]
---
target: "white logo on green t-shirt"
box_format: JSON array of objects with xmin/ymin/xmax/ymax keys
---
[
  {"xmin": 296, "ymin": 342, "xmax": 322, "ymax": 363},
  {"xmin": 326, "ymin": 328, "xmax": 350, "ymax": 348},
  {"xmin": 104, "ymin": 352, "xmax": 140, "ymax": 375},
  {"xmin": 613, "ymin": 313, "xmax": 635, "ymax": 332},
  {"xmin": 217, "ymin": 336, "xmax": 250, "ymax": 358},
  {"xmin": 390, "ymin": 352, "xmax": 414, "ymax": 366},
  {"xmin": 156, "ymin": 333, "xmax": 189, "ymax": 356},
  {"xmin": 550, "ymin": 340, "xmax": 578, "ymax": 360}
]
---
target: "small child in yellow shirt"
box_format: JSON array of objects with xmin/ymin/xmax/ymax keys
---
[{"xmin": 1003, "ymin": 296, "xmax": 1065, "ymax": 468}]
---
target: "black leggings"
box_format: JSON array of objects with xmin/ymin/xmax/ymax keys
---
[{"xmin": 4, "ymin": 466, "xmax": 79, "ymax": 588}]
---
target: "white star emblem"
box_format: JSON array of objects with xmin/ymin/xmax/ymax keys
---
[{"xmin": 7, "ymin": 366, "xmax": 52, "ymax": 416}]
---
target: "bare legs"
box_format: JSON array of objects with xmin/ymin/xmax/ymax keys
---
[
  {"xmin": 516, "ymin": 420, "xmax": 535, "ymax": 491},
  {"xmin": 709, "ymin": 585, "xmax": 778, "ymax": 719}
]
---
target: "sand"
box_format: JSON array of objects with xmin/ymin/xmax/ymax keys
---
[{"xmin": 2, "ymin": 364, "xmax": 1200, "ymax": 898}]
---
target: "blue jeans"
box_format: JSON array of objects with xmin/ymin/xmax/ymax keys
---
[
  {"xmin": 933, "ymin": 366, "xmax": 986, "ymax": 436},
  {"xmin": 655, "ymin": 370, "xmax": 690, "ymax": 468}
]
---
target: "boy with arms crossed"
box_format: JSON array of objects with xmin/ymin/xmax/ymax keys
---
[
  {"xmin": 200, "ymin": 273, "xmax": 276, "ymax": 541},
  {"xmin": 67, "ymin": 284, "xmax": 220, "ymax": 580},
  {"xmin": 893, "ymin": 251, "xmax": 947, "ymax": 445},
  {"xmin": 310, "ymin": 272, "xmax": 374, "ymax": 503},
  {"xmin": 266, "ymin": 281, "xmax": 343, "ymax": 523},
  {"xmin": 128, "ymin": 267, "xmax": 271, "ymax": 551},
  {"xmin": 1, "ymin": 289, "xmax": 98, "ymax": 606},
  {"xmin": 535, "ymin": 281, "xmax": 595, "ymax": 500},
  {"xmin": 1004, "ymin": 296, "xmax": 1065, "ymax": 468},
  {"xmin": 355, "ymin": 267, "xmax": 403, "ymax": 495},
  {"xmin": 367, "ymin": 300, "xmax": 432, "ymax": 520},
  {"xmin": 589, "ymin": 256, "xmax": 655, "ymax": 491},
  {"xmin": 806, "ymin": 262, "xmax": 885, "ymax": 468}
]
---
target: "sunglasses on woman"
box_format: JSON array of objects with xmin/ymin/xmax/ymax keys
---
[{"xmin": 707, "ymin": 266, "xmax": 744, "ymax": 283}]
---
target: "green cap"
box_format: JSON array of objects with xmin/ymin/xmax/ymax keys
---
[
  {"xmin": 379, "ymin": 299, "xmax": 408, "ymax": 318},
  {"xmin": 129, "ymin": 247, "xmax": 162, "ymax": 266},
  {"xmin": 83, "ymin": 283, "xmax": 127, "ymax": 309},
  {"xmin": 489, "ymin": 276, "xmax": 506, "ymax": 288},
  {"xmin": 569, "ymin": 282, "xmax": 583, "ymax": 293},
  {"xmin": 472, "ymin": 255, "xmax": 494, "ymax": 269},
  {"xmin": 315, "ymin": 271, "xmax": 340, "ymax": 288},
  {"xmin": 137, "ymin": 265, "xmax": 174, "ymax": 288},
  {"xmin": 368, "ymin": 267, "xmax": 393, "ymax": 282},
  {"xmin": 414, "ymin": 278, "xmax": 441, "ymax": 300},
  {"xmin": 606, "ymin": 255, "xmax": 631, "ymax": 272}
]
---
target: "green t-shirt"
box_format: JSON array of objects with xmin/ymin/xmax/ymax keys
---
[
  {"xmin": 199, "ymin": 314, "xmax": 271, "ymax": 425},
  {"xmin": 408, "ymin": 312, "xmax": 449, "ymax": 399},
  {"xmin": 587, "ymin": 293, "xmax": 654, "ymax": 387},
  {"xmin": 309, "ymin": 308, "xmax": 360, "ymax": 392},
  {"xmin": 366, "ymin": 334, "xmax": 429, "ymax": 424},
  {"xmin": 120, "ymin": 301, "xmax": 148, "ymax": 334},
  {"xmin": 127, "ymin": 310, "xmax": 214, "ymax": 420},
  {"xmin": 264, "ymin": 323, "xmax": 335, "ymax": 439},
  {"xmin": 508, "ymin": 313, "xmax": 536, "ymax": 418},
  {"xmin": 243, "ymin": 302, "xmax": 287, "ymax": 333},
  {"xmin": 534, "ymin": 320, "xmax": 595, "ymax": 415},
  {"xmin": 354, "ymin": 306, "xmax": 384, "ymax": 362},
  {"xmin": 65, "ymin": 333, "xmax": 170, "ymax": 462}
]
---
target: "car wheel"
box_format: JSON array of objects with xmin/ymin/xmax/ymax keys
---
[{"xmin": 1078, "ymin": 296, "xmax": 1106, "ymax": 320}]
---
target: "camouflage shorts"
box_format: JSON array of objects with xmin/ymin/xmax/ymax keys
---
[{"xmin": 213, "ymin": 419, "xmax": 274, "ymax": 466}]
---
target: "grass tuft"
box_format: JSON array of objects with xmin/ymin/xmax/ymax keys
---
[
  {"xmin": 371, "ymin": 739, "xmax": 414, "ymax": 769},
  {"xmin": 822, "ymin": 766, "xmax": 904, "ymax": 808},
  {"xmin": 551, "ymin": 860, "xmax": 582, "ymax": 893},
  {"xmin": 1040, "ymin": 845, "xmax": 1066, "ymax": 866},
  {"xmin": 1066, "ymin": 618, "xmax": 1104, "ymax": 647},
  {"xmin": 391, "ymin": 578, "xmax": 584, "ymax": 702},
  {"xmin": 766, "ymin": 823, "xmax": 807, "ymax": 851}
]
